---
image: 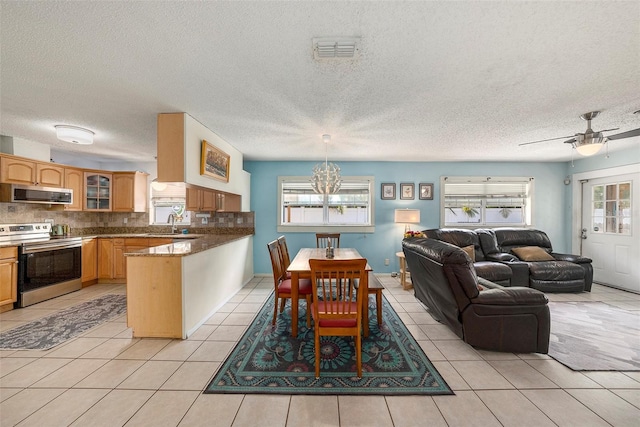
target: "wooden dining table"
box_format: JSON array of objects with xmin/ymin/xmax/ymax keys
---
[{"xmin": 287, "ymin": 247, "xmax": 372, "ymax": 337}]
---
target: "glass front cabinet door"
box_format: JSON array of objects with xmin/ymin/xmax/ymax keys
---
[{"xmin": 84, "ymin": 172, "xmax": 112, "ymax": 211}]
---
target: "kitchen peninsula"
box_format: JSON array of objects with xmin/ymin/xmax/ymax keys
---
[{"xmin": 125, "ymin": 232, "xmax": 253, "ymax": 339}]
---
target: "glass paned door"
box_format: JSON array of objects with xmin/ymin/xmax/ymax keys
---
[{"xmin": 592, "ymin": 181, "xmax": 631, "ymax": 235}]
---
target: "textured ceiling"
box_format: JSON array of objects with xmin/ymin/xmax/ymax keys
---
[{"xmin": 1, "ymin": 1, "xmax": 639, "ymax": 164}]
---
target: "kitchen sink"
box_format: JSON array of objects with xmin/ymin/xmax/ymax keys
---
[{"xmin": 145, "ymin": 233, "xmax": 200, "ymax": 239}]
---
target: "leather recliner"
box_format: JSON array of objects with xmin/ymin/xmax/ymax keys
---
[
  {"xmin": 402, "ymin": 238, "xmax": 550, "ymax": 353},
  {"xmin": 423, "ymin": 228, "xmax": 525, "ymax": 287},
  {"xmin": 479, "ymin": 228, "xmax": 593, "ymax": 292}
]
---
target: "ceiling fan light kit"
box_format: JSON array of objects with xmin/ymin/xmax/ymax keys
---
[
  {"xmin": 519, "ymin": 110, "xmax": 640, "ymax": 157},
  {"xmin": 573, "ymin": 133, "xmax": 605, "ymax": 156}
]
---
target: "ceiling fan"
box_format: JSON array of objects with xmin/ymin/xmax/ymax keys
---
[{"xmin": 519, "ymin": 111, "xmax": 640, "ymax": 156}]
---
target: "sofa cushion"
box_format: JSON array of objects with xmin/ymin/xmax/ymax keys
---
[
  {"xmin": 528, "ymin": 261, "xmax": 584, "ymax": 281},
  {"xmin": 474, "ymin": 261, "xmax": 512, "ymax": 283},
  {"xmin": 512, "ymin": 246, "xmax": 554, "ymax": 261},
  {"xmin": 423, "ymin": 228, "xmax": 485, "ymax": 261},
  {"xmin": 461, "ymin": 245, "xmax": 475, "ymax": 262}
]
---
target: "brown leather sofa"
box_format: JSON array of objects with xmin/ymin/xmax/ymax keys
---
[
  {"xmin": 423, "ymin": 228, "xmax": 525, "ymax": 287},
  {"xmin": 479, "ymin": 228, "xmax": 593, "ymax": 292},
  {"xmin": 402, "ymin": 237, "xmax": 550, "ymax": 353},
  {"xmin": 424, "ymin": 227, "xmax": 593, "ymax": 293}
]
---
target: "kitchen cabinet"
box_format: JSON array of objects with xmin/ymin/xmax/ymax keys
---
[
  {"xmin": 64, "ymin": 168, "xmax": 84, "ymax": 211},
  {"xmin": 84, "ymin": 172, "xmax": 112, "ymax": 211},
  {"xmin": 113, "ymin": 172, "xmax": 149, "ymax": 213},
  {"xmin": 98, "ymin": 237, "xmax": 173, "ymax": 283},
  {"xmin": 113, "ymin": 239, "xmax": 127, "ymax": 280},
  {"xmin": 81, "ymin": 238, "xmax": 98, "ymax": 285},
  {"xmin": 200, "ymin": 188, "xmax": 217, "ymax": 211},
  {"xmin": 37, "ymin": 163, "xmax": 65, "ymax": 187},
  {"xmin": 97, "ymin": 238, "xmax": 115, "ymax": 280},
  {"xmin": 184, "ymin": 184, "xmax": 240, "ymax": 212},
  {"xmin": 0, "ymin": 155, "xmax": 64, "ymax": 187},
  {"xmin": 185, "ymin": 186, "xmax": 201, "ymax": 211},
  {"xmin": 0, "ymin": 247, "xmax": 18, "ymax": 312}
]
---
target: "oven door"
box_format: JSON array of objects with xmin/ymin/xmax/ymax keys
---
[{"xmin": 18, "ymin": 242, "xmax": 82, "ymax": 307}]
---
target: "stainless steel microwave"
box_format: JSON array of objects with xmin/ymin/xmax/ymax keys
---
[{"xmin": 0, "ymin": 184, "xmax": 73, "ymax": 205}]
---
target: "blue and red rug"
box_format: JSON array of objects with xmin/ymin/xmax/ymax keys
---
[{"xmin": 205, "ymin": 292, "xmax": 452, "ymax": 395}]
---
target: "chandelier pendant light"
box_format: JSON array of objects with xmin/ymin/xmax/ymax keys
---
[{"xmin": 311, "ymin": 134, "xmax": 341, "ymax": 194}]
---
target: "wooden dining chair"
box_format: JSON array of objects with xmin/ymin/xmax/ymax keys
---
[
  {"xmin": 277, "ymin": 235, "xmax": 292, "ymax": 278},
  {"xmin": 309, "ymin": 258, "xmax": 367, "ymax": 378},
  {"xmin": 316, "ymin": 233, "xmax": 340, "ymax": 249},
  {"xmin": 357, "ymin": 272, "xmax": 384, "ymax": 327},
  {"xmin": 267, "ymin": 240, "xmax": 312, "ymax": 327}
]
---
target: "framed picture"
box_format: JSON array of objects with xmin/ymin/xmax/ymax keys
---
[
  {"xmin": 419, "ymin": 183, "xmax": 434, "ymax": 200},
  {"xmin": 400, "ymin": 183, "xmax": 415, "ymax": 200},
  {"xmin": 200, "ymin": 140, "xmax": 230, "ymax": 182},
  {"xmin": 381, "ymin": 183, "xmax": 396, "ymax": 200}
]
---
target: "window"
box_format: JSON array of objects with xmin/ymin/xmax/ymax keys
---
[
  {"xmin": 442, "ymin": 176, "xmax": 533, "ymax": 227},
  {"xmin": 278, "ymin": 176, "xmax": 375, "ymax": 232},
  {"xmin": 592, "ymin": 181, "xmax": 631, "ymax": 235}
]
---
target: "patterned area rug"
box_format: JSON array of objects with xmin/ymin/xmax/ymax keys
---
[
  {"xmin": 205, "ymin": 293, "xmax": 453, "ymax": 395},
  {"xmin": 0, "ymin": 294, "xmax": 127, "ymax": 350},
  {"xmin": 548, "ymin": 301, "xmax": 640, "ymax": 371}
]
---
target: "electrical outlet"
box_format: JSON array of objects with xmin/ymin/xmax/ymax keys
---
[
  {"xmin": 123, "ymin": 218, "xmax": 128, "ymax": 224},
  {"xmin": 202, "ymin": 217, "xmax": 208, "ymax": 225},
  {"xmin": 45, "ymin": 218, "xmax": 54, "ymax": 225},
  {"xmin": 384, "ymin": 258, "xmax": 390, "ymax": 266}
]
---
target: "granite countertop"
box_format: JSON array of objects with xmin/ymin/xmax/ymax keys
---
[
  {"xmin": 124, "ymin": 233, "xmax": 251, "ymax": 257},
  {"xmin": 0, "ymin": 228, "xmax": 254, "ymax": 252}
]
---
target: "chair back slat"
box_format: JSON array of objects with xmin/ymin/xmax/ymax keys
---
[
  {"xmin": 267, "ymin": 240, "xmax": 285, "ymax": 287},
  {"xmin": 309, "ymin": 258, "xmax": 367, "ymax": 319},
  {"xmin": 316, "ymin": 233, "xmax": 340, "ymax": 249},
  {"xmin": 277, "ymin": 235, "xmax": 291, "ymax": 270}
]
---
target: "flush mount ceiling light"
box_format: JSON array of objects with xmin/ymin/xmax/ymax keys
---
[
  {"xmin": 313, "ymin": 37, "xmax": 360, "ymax": 60},
  {"xmin": 55, "ymin": 125, "xmax": 94, "ymax": 145},
  {"xmin": 311, "ymin": 134, "xmax": 341, "ymax": 195}
]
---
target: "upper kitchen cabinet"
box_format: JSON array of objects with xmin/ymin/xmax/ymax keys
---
[
  {"xmin": 156, "ymin": 113, "xmax": 250, "ymax": 211},
  {"xmin": 113, "ymin": 171, "xmax": 148, "ymax": 213},
  {"xmin": 64, "ymin": 168, "xmax": 84, "ymax": 211},
  {"xmin": 0, "ymin": 154, "xmax": 65, "ymax": 187},
  {"xmin": 84, "ymin": 172, "xmax": 112, "ymax": 211}
]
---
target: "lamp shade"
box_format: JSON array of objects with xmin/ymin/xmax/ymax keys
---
[
  {"xmin": 574, "ymin": 133, "xmax": 604, "ymax": 156},
  {"xmin": 394, "ymin": 209, "xmax": 421, "ymax": 224},
  {"xmin": 55, "ymin": 125, "xmax": 94, "ymax": 145}
]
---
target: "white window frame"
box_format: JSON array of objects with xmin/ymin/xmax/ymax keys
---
[
  {"xmin": 440, "ymin": 176, "xmax": 534, "ymax": 228},
  {"xmin": 277, "ymin": 176, "xmax": 375, "ymax": 233}
]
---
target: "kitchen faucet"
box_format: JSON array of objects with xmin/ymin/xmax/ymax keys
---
[{"xmin": 167, "ymin": 213, "xmax": 177, "ymax": 233}]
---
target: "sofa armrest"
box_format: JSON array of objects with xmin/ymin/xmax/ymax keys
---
[
  {"xmin": 552, "ymin": 252, "xmax": 592, "ymax": 264},
  {"xmin": 486, "ymin": 252, "xmax": 518, "ymax": 262},
  {"xmin": 472, "ymin": 287, "xmax": 548, "ymax": 306}
]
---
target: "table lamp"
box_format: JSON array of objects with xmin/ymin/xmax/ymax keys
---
[{"xmin": 394, "ymin": 209, "xmax": 421, "ymax": 233}]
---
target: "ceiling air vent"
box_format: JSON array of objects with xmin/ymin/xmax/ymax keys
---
[{"xmin": 313, "ymin": 37, "xmax": 360, "ymax": 60}]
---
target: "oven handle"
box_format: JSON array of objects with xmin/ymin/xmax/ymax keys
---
[{"xmin": 22, "ymin": 242, "xmax": 82, "ymax": 254}]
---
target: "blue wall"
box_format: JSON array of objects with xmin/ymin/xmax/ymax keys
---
[{"xmin": 245, "ymin": 160, "xmax": 579, "ymax": 275}]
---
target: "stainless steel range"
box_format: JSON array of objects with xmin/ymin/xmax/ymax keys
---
[{"xmin": 0, "ymin": 223, "xmax": 82, "ymax": 307}]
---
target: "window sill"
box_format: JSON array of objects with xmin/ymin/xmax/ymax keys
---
[{"xmin": 277, "ymin": 225, "xmax": 375, "ymax": 233}]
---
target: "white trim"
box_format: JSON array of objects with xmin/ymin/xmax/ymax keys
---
[
  {"xmin": 570, "ymin": 163, "xmax": 640, "ymax": 254},
  {"xmin": 277, "ymin": 175, "xmax": 375, "ymax": 232}
]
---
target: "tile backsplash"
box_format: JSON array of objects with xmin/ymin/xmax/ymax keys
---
[{"xmin": 0, "ymin": 203, "xmax": 254, "ymax": 233}]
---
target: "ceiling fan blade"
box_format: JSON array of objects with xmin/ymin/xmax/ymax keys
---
[
  {"xmin": 599, "ymin": 128, "xmax": 619, "ymax": 133},
  {"xmin": 518, "ymin": 134, "xmax": 575, "ymax": 146},
  {"xmin": 563, "ymin": 138, "xmax": 576, "ymax": 145},
  {"xmin": 606, "ymin": 128, "xmax": 640, "ymax": 140}
]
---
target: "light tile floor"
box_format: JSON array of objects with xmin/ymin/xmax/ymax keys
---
[{"xmin": 1, "ymin": 278, "xmax": 639, "ymax": 426}]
